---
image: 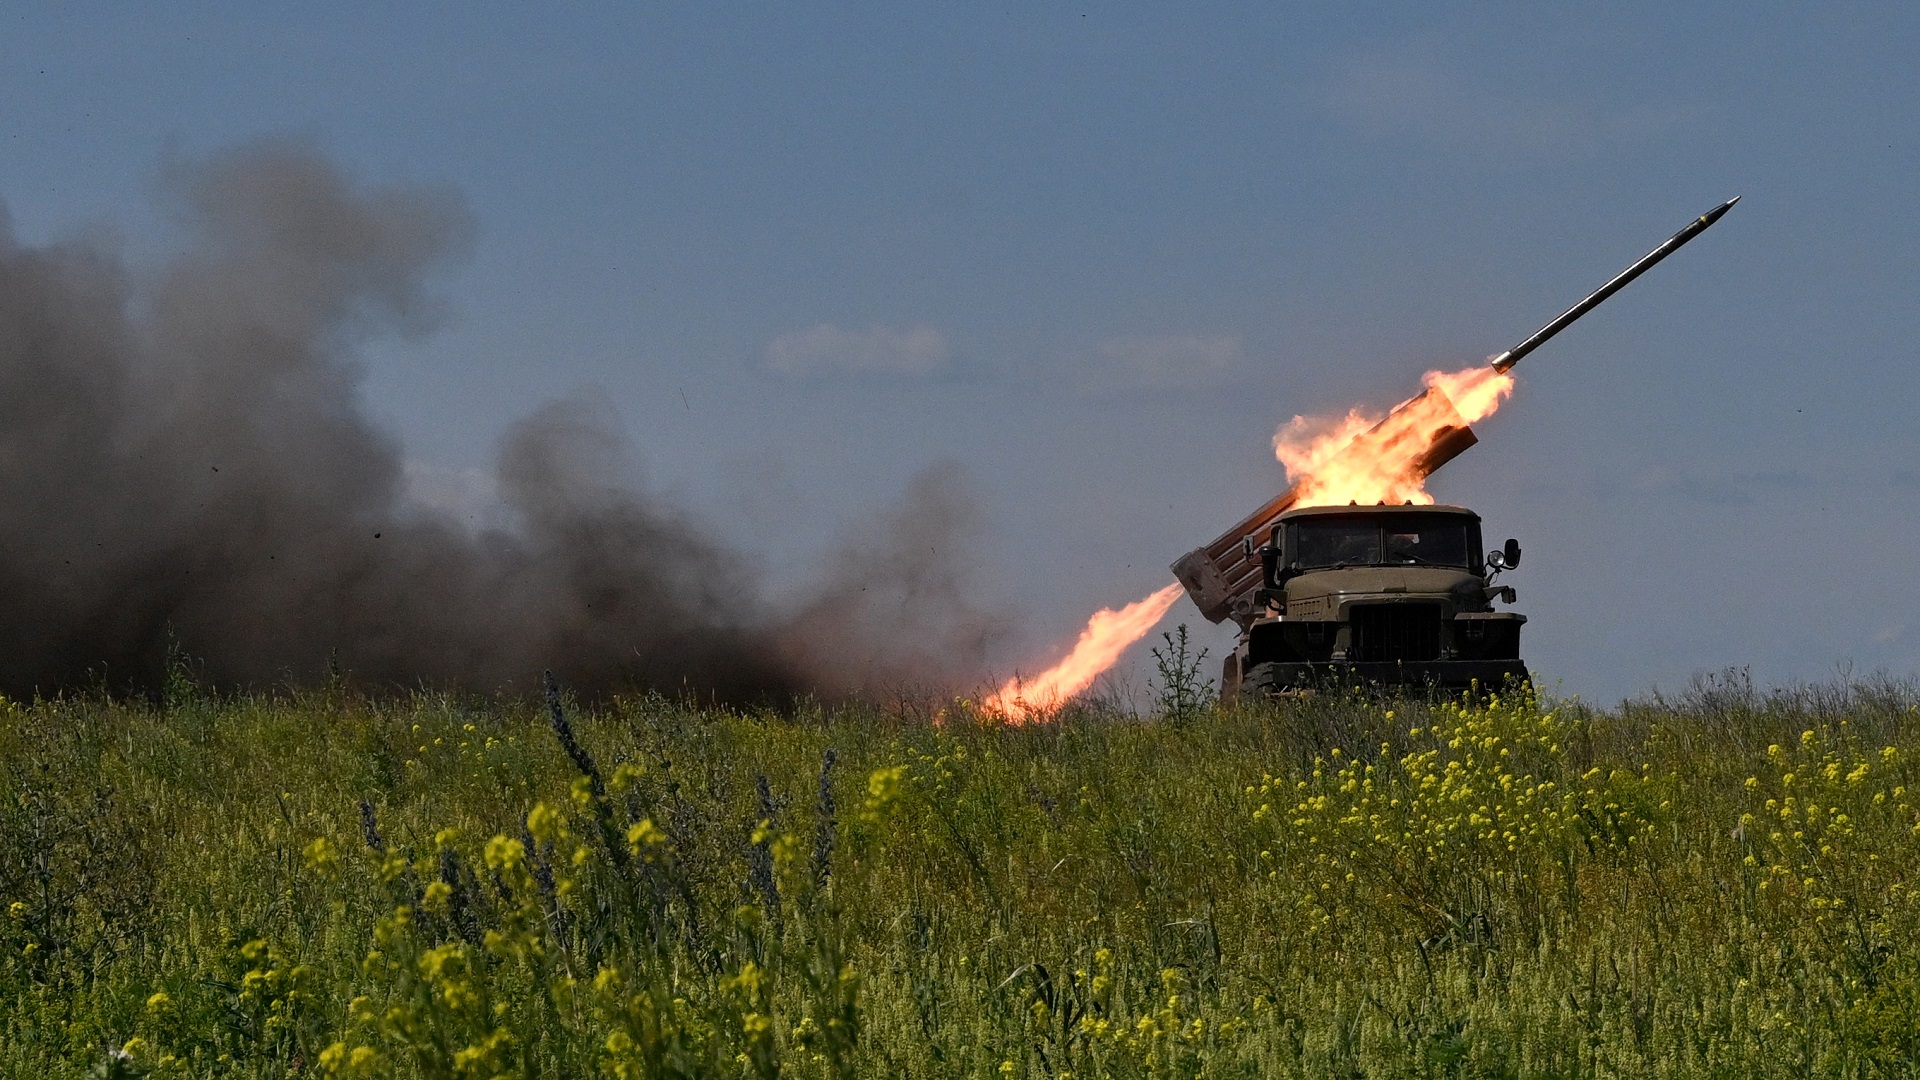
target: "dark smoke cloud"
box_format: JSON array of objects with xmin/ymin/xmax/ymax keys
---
[
  {"xmin": 0, "ymin": 140, "xmax": 1005, "ymax": 701},
  {"xmin": 778, "ymin": 463, "xmax": 1013, "ymax": 697}
]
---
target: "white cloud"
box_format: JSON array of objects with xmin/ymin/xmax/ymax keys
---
[
  {"xmin": 1082, "ymin": 333, "xmax": 1244, "ymax": 391},
  {"xmin": 764, "ymin": 322, "xmax": 951, "ymax": 378}
]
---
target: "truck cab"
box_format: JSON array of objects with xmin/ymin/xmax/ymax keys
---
[{"xmin": 1224, "ymin": 504, "xmax": 1527, "ymax": 698}]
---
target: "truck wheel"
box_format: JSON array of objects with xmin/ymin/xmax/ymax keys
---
[{"xmin": 1244, "ymin": 661, "xmax": 1286, "ymax": 697}]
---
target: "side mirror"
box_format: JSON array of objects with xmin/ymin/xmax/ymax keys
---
[
  {"xmin": 1488, "ymin": 538, "xmax": 1523, "ymax": 572},
  {"xmin": 1256, "ymin": 525, "xmax": 1286, "ymax": 588}
]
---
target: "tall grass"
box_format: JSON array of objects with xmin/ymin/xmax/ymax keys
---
[{"xmin": 3, "ymin": 671, "xmax": 1920, "ymax": 1077}]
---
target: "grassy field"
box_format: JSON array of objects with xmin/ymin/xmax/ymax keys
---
[{"xmin": 4, "ymin": 666, "xmax": 1920, "ymax": 1078}]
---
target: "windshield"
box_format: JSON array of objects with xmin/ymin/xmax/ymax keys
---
[
  {"xmin": 1294, "ymin": 521, "xmax": 1380, "ymax": 568},
  {"xmin": 1292, "ymin": 515, "xmax": 1474, "ymax": 570}
]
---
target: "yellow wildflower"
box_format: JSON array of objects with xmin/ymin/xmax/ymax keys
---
[{"xmin": 482, "ymin": 835, "xmax": 526, "ymax": 872}]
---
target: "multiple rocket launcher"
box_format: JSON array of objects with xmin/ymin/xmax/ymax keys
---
[{"xmin": 1171, "ymin": 197, "xmax": 1742, "ymax": 628}]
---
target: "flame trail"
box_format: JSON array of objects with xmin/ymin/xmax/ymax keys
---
[{"xmin": 981, "ymin": 582, "xmax": 1185, "ymax": 723}]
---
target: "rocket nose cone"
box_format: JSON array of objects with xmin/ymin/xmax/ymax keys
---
[{"xmin": 1702, "ymin": 195, "xmax": 1741, "ymax": 225}]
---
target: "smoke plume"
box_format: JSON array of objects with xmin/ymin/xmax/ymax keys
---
[{"xmin": 0, "ymin": 140, "xmax": 1001, "ymax": 700}]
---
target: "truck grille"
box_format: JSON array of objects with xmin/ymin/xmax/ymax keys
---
[{"xmin": 1350, "ymin": 603, "xmax": 1442, "ymax": 663}]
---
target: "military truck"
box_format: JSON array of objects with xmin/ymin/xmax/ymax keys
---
[
  {"xmin": 1220, "ymin": 503, "xmax": 1524, "ymax": 700},
  {"xmin": 1173, "ymin": 196, "xmax": 1739, "ymax": 700}
]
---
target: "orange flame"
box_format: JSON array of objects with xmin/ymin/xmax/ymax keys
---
[
  {"xmin": 1274, "ymin": 364, "xmax": 1513, "ymax": 506},
  {"xmin": 981, "ymin": 582, "xmax": 1185, "ymax": 723}
]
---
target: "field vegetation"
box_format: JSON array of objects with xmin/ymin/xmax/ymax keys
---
[{"xmin": 5, "ymin": 658, "xmax": 1920, "ymax": 1078}]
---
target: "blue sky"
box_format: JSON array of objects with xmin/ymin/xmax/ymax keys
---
[{"xmin": 4, "ymin": 5, "xmax": 1916, "ymax": 703}]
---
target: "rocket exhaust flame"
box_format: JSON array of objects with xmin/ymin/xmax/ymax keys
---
[
  {"xmin": 1274, "ymin": 364, "xmax": 1514, "ymax": 506},
  {"xmin": 981, "ymin": 582, "xmax": 1184, "ymax": 723}
]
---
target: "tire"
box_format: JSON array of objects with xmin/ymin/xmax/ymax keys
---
[{"xmin": 1244, "ymin": 661, "xmax": 1286, "ymax": 697}]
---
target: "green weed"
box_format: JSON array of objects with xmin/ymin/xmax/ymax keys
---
[{"xmin": 0, "ymin": 675, "xmax": 1918, "ymax": 1077}]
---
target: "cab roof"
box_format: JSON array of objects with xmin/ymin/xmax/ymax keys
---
[{"xmin": 1276, "ymin": 503, "xmax": 1481, "ymax": 522}]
